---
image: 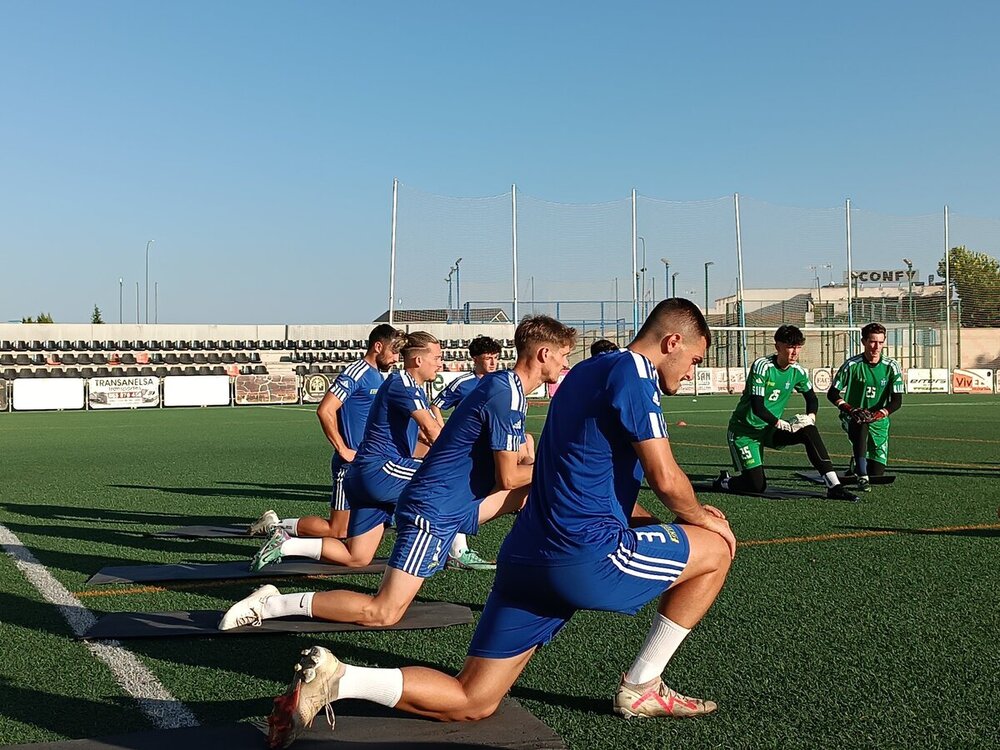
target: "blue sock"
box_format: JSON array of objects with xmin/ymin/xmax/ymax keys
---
[{"xmin": 856, "ymin": 454, "xmax": 868, "ymax": 477}]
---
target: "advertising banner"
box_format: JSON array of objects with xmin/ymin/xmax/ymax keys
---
[
  {"xmin": 710, "ymin": 368, "xmax": 746, "ymax": 394},
  {"xmin": 905, "ymin": 368, "xmax": 948, "ymax": 393},
  {"xmin": 87, "ymin": 376, "xmax": 159, "ymax": 409},
  {"xmin": 811, "ymin": 368, "xmax": 833, "ymax": 392},
  {"xmin": 951, "ymin": 369, "xmax": 995, "ymax": 394},
  {"xmin": 163, "ymin": 375, "xmax": 231, "ymax": 407},
  {"xmin": 428, "ymin": 371, "xmax": 465, "ymax": 402},
  {"xmin": 0, "ymin": 380, "xmax": 7, "ymax": 412},
  {"xmin": 695, "ymin": 368, "xmax": 715, "ymax": 395},
  {"xmin": 302, "ymin": 373, "xmax": 331, "ymax": 403},
  {"xmin": 677, "ymin": 378, "xmax": 696, "ymax": 395},
  {"xmin": 12, "ymin": 378, "xmax": 86, "ymax": 411},
  {"xmin": 235, "ymin": 374, "xmax": 299, "ymax": 405}
]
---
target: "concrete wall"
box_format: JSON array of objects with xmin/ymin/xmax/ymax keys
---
[{"xmin": 960, "ymin": 328, "xmax": 1000, "ymax": 368}]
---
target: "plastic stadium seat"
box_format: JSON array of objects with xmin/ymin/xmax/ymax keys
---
[
  {"xmin": 221, "ymin": 352, "xmax": 235, "ymax": 364},
  {"xmin": 76, "ymin": 353, "xmax": 92, "ymax": 365},
  {"xmin": 149, "ymin": 340, "xmax": 162, "ymax": 350},
  {"xmin": 134, "ymin": 340, "xmax": 147, "ymax": 350},
  {"xmin": 235, "ymin": 352, "xmax": 249, "ymax": 364},
  {"xmin": 210, "ymin": 366, "xmax": 226, "ymax": 375},
  {"xmin": 15, "ymin": 354, "xmax": 31, "ymax": 366},
  {"xmin": 249, "ymin": 352, "xmax": 261, "ymax": 363},
  {"xmin": 163, "ymin": 353, "xmax": 178, "ymax": 365},
  {"xmin": 233, "ymin": 339, "xmax": 246, "ymax": 349},
  {"xmin": 294, "ymin": 365, "xmax": 308, "ymax": 376},
  {"xmin": 92, "ymin": 352, "xmax": 107, "ymax": 365},
  {"xmin": 13, "ymin": 341, "xmax": 27, "ymax": 352},
  {"xmin": 252, "ymin": 365, "xmax": 267, "ymax": 375},
  {"xmin": 219, "ymin": 340, "xmax": 232, "ymax": 349},
  {"xmin": 120, "ymin": 353, "xmax": 136, "ymax": 365},
  {"xmin": 163, "ymin": 340, "xmax": 176, "ymax": 350},
  {"xmin": 61, "ymin": 353, "xmax": 77, "ymax": 365},
  {"xmin": 94, "ymin": 367, "xmax": 111, "ymax": 378},
  {"xmin": 176, "ymin": 341, "xmax": 190, "ymax": 350},
  {"xmin": 150, "ymin": 352, "xmax": 163, "ymax": 364},
  {"xmin": 121, "ymin": 367, "xmax": 138, "ymax": 377},
  {"xmin": 207, "ymin": 353, "xmax": 221, "ymax": 364},
  {"xmin": 0, "ymin": 354, "xmax": 14, "ymax": 366},
  {"xmin": 278, "ymin": 355, "xmax": 291, "ymax": 363},
  {"xmin": 28, "ymin": 341, "xmax": 42, "ymax": 352},
  {"xmin": 64, "ymin": 367, "xmax": 80, "ymax": 378},
  {"xmin": 33, "ymin": 353, "xmax": 48, "ymax": 366},
  {"xmin": 179, "ymin": 353, "xmax": 194, "ymax": 365},
  {"xmin": 48, "ymin": 368, "xmax": 64, "ymax": 378},
  {"xmin": 154, "ymin": 367, "xmax": 168, "ymax": 378},
  {"xmin": 321, "ymin": 365, "xmax": 336, "ymax": 374},
  {"xmin": 3, "ymin": 368, "xmax": 18, "ymax": 380},
  {"xmin": 167, "ymin": 367, "xmax": 183, "ymax": 376},
  {"xmin": 78, "ymin": 367, "xmax": 95, "ymax": 379},
  {"xmin": 43, "ymin": 340, "xmax": 57, "ymax": 352},
  {"xmin": 193, "ymin": 353, "xmax": 208, "ymax": 365}
]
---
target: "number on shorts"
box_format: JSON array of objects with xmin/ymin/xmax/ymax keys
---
[{"xmin": 739, "ymin": 445, "xmax": 753, "ymax": 461}]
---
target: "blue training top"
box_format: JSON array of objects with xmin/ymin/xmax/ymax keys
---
[
  {"xmin": 351, "ymin": 371, "xmax": 428, "ymax": 472},
  {"xmin": 397, "ymin": 370, "xmax": 526, "ymax": 531},
  {"xmin": 431, "ymin": 371, "xmax": 482, "ymax": 410},
  {"xmin": 498, "ymin": 349, "xmax": 668, "ymax": 566},
  {"xmin": 327, "ymin": 359, "xmax": 387, "ymax": 466}
]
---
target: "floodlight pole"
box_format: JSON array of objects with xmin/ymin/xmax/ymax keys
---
[
  {"xmin": 903, "ymin": 257, "xmax": 915, "ymax": 365},
  {"xmin": 388, "ymin": 178, "xmax": 398, "ymax": 325},
  {"xmin": 660, "ymin": 258, "xmax": 670, "ymax": 301},
  {"xmin": 704, "ymin": 261, "xmax": 714, "ymax": 315},
  {"xmin": 631, "ymin": 189, "xmax": 638, "ymax": 334},
  {"xmin": 134, "ymin": 282, "xmax": 140, "ymax": 324},
  {"xmin": 672, "ymin": 271, "xmax": 679, "ymax": 298},
  {"xmin": 144, "ymin": 239, "xmax": 154, "ymax": 324},
  {"xmin": 638, "ymin": 236, "xmax": 646, "ymax": 318},
  {"xmin": 154, "ymin": 282, "xmax": 158, "ymax": 324},
  {"xmin": 118, "ymin": 278, "xmax": 123, "ymax": 324},
  {"xmin": 511, "ymin": 183, "xmax": 518, "ymax": 323},
  {"xmin": 454, "ymin": 257, "xmax": 463, "ymax": 323},
  {"xmin": 734, "ymin": 193, "xmax": 748, "ymax": 370},
  {"xmin": 943, "ymin": 206, "xmax": 952, "ymax": 391}
]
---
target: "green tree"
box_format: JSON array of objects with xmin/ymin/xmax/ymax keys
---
[
  {"xmin": 939, "ymin": 246, "xmax": 1000, "ymax": 327},
  {"xmin": 21, "ymin": 312, "xmax": 54, "ymax": 323},
  {"xmin": 91, "ymin": 305, "xmax": 104, "ymax": 324}
]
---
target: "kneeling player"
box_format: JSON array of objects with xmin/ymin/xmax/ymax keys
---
[
  {"xmin": 249, "ymin": 325, "xmax": 404, "ymax": 540},
  {"xmin": 262, "ymin": 299, "xmax": 736, "ymax": 749},
  {"xmin": 245, "ymin": 333, "xmax": 443, "ymax": 573},
  {"xmin": 219, "ymin": 316, "xmax": 575, "ymax": 632},
  {"xmin": 827, "ymin": 322, "xmax": 904, "ymax": 492},
  {"xmin": 715, "ymin": 325, "xmax": 858, "ymax": 501}
]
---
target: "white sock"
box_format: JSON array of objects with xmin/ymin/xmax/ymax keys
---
[
  {"xmin": 277, "ymin": 518, "xmax": 300, "ymax": 535},
  {"xmin": 449, "ymin": 533, "xmax": 469, "ymax": 558},
  {"xmin": 337, "ymin": 664, "xmax": 404, "ymax": 707},
  {"xmin": 823, "ymin": 471, "xmax": 840, "ymax": 488},
  {"xmin": 262, "ymin": 591, "xmax": 314, "ymax": 619},
  {"xmin": 624, "ymin": 614, "xmax": 691, "ymax": 685},
  {"xmin": 280, "ymin": 537, "xmax": 323, "ymax": 560}
]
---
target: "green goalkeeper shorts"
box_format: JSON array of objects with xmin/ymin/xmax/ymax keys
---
[
  {"xmin": 839, "ymin": 413, "xmax": 890, "ymax": 464},
  {"xmin": 727, "ymin": 428, "xmax": 784, "ymax": 473}
]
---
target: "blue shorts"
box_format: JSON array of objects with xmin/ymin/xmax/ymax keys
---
[
  {"xmin": 387, "ymin": 503, "xmax": 482, "ymax": 578},
  {"xmin": 330, "ymin": 458, "xmax": 349, "ymax": 511},
  {"xmin": 343, "ymin": 458, "xmax": 421, "ymax": 537},
  {"xmin": 468, "ymin": 524, "xmax": 690, "ymax": 659}
]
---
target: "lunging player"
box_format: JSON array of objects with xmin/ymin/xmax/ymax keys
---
[{"xmin": 263, "ymin": 299, "xmax": 736, "ymax": 749}]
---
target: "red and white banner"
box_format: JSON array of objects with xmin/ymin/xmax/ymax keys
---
[
  {"xmin": 88, "ymin": 376, "xmax": 159, "ymax": 409},
  {"xmin": 235, "ymin": 374, "xmax": 298, "ymax": 405},
  {"xmin": 951, "ymin": 369, "xmax": 995, "ymax": 394}
]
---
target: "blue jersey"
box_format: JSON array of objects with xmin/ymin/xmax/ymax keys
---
[
  {"xmin": 431, "ymin": 372, "xmax": 481, "ymax": 411},
  {"xmin": 498, "ymin": 349, "xmax": 668, "ymax": 566},
  {"xmin": 328, "ymin": 359, "xmax": 386, "ymax": 456},
  {"xmin": 398, "ymin": 371, "xmax": 526, "ymax": 530},
  {"xmin": 352, "ymin": 372, "xmax": 429, "ymax": 472}
]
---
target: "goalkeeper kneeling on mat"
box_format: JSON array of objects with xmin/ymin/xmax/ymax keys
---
[{"xmin": 715, "ymin": 325, "xmax": 858, "ymax": 502}]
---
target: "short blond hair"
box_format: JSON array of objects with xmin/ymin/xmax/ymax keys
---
[
  {"xmin": 400, "ymin": 331, "xmax": 439, "ymax": 360},
  {"xmin": 515, "ymin": 315, "xmax": 577, "ymax": 354}
]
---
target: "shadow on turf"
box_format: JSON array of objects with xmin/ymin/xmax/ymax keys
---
[
  {"xmin": 109, "ymin": 482, "xmax": 328, "ymax": 503},
  {"xmin": 888, "ymin": 466, "xmax": 1000, "ymax": 480},
  {"xmin": 0, "ymin": 680, "xmax": 151, "ymax": 742},
  {"xmin": 839, "ymin": 525, "xmax": 1000, "ymax": 539},
  {"xmin": 0, "ymin": 503, "xmax": 248, "ymax": 528}
]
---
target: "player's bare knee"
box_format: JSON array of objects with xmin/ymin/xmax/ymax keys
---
[
  {"xmin": 445, "ymin": 698, "xmax": 500, "ymax": 722},
  {"xmin": 360, "ymin": 602, "xmax": 405, "ymax": 628}
]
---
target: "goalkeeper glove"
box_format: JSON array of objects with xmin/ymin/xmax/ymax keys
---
[
  {"xmin": 774, "ymin": 418, "xmax": 793, "ymax": 432},
  {"xmin": 789, "ymin": 413, "xmax": 815, "ymax": 433},
  {"xmin": 870, "ymin": 408, "xmax": 889, "ymax": 421},
  {"xmin": 850, "ymin": 408, "xmax": 875, "ymax": 424}
]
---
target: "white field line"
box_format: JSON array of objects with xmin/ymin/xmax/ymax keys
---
[{"xmin": 0, "ymin": 523, "xmax": 199, "ymax": 730}]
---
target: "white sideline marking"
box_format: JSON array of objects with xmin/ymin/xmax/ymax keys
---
[{"xmin": 0, "ymin": 523, "xmax": 199, "ymax": 730}]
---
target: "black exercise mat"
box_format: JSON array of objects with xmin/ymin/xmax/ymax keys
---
[
  {"xmin": 80, "ymin": 601, "xmax": 473, "ymax": 640},
  {"xmin": 794, "ymin": 471, "xmax": 896, "ymax": 486},
  {"xmin": 691, "ymin": 481, "xmax": 828, "ymax": 499},
  {"xmin": 149, "ymin": 524, "xmax": 251, "ymax": 538},
  {"xmin": 86, "ymin": 559, "xmax": 387, "ymax": 586},
  {"xmin": 2, "ymin": 698, "xmax": 564, "ymax": 749}
]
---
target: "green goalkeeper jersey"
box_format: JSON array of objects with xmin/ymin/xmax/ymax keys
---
[
  {"xmin": 831, "ymin": 354, "xmax": 904, "ymax": 410},
  {"xmin": 729, "ymin": 355, "xmax": 812, "ymax": 434}
]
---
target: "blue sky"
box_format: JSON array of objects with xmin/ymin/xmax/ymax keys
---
[{"xmin": 2, "ymin": 1, "xmax": 997, "ymax": 323}]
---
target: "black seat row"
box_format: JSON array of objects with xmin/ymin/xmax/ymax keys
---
[{"xmin": 1, "ymin": 365, "xmax": 268, "ymax": 380}]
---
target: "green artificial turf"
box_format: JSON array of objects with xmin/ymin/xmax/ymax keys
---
[{"xmin": 0, "ymin": 396, "xmax": 998, "ymax": 748}]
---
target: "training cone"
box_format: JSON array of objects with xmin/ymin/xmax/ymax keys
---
[{"xmin": 677, "ymin": 421, "xmax": 687, "ymax": 427}]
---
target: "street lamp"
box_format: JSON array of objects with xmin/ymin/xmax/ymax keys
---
[
  {"xmin": 144, "ymin": 239, "xmax": 155, "ymax": 324},
  {"xmin": 154, "ymin": 282, "xmax": 159, "ymax": 324},
  {"xmin": 660, "ymin": 258, "xmax": 670, "ymax": 299},
  {"xmin": 903, "ymin": 257, "xmax": 915, "ymax": 364},
  {"xmin": 454, "ymin": 257, "xmax": 463, "ymax": 321},
  {"xmin": 134, "ymin": 282, "xmax": 140, "ymax": 324},
  {"xmin": 445, "ymin": 267, "xmax": 454, "ymax": 312},
  {"xmin": 671, "ymin": 271, "xmax": 679, "ymax": 298},
  {"xmin": 118, "ymin": 278, "xmax": 123, "ymax": 324}
]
